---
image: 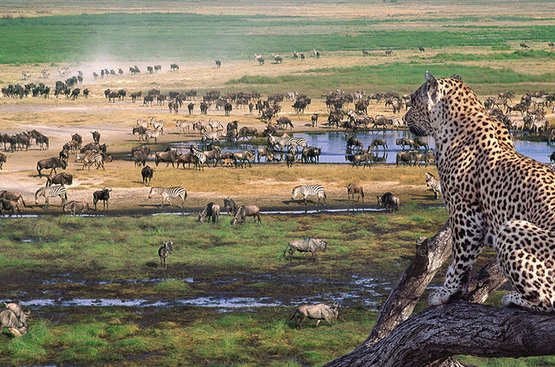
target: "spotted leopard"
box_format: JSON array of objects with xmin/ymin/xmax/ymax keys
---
[{"xmin": 404, "ymin": 73, "xmax": 555, "ymax": 311}]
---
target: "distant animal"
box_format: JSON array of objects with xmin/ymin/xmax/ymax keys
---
[
  {"xmin": 215, "ymin": 60, "xmax": 222, "ymax": 68},
  {"xmin": 291, "ymin": 184, "xmax": 326, "ymax": 205},
  {"xmin": 37, "ymin": 157, "xmax": 67, "ymax": 176},
  {"xmin": 369, "ymin": 139, "xmax": 388, "ymax": 151},
  {"xmin": 0, "ymin": 309, "xmax": 27, "ymax": 337},
  {"xmin": 289, "ymin": 302, "xmax": 339, "ymax": 328},
  {"xmin": 0, "ymin": 152, "xmax": 6, "ymax": 169},
  {"xmin": 93, "ymin": 188, "xmax": 112, "ymax": 210},
  {"xmin": 148, "ymin": 187, "xmax": 187, "ymax": 208},
  {"xmin": 311, "ymin": 113, "xmax": 319, "ymax": 127},
  {"xmin": 91, "ymin": 130, "xmax": 101, "ymax": 144},
  {"xmin": 550, "ymin": 152, "xmax": 555, "ymax": 163},
  {"xmin": 62, "ymin": 200, "xmax": 90, "ymax": 215},
  {"xmin": 284, "ymin": 238, "xmax": 327, "ymax": 260},
  {"xmin": 231, "ymin": 205, "xmax": 261, "ymax": 225},
  {"xmin": 0, "ymin": 190, "xmax": 26, "ymax": 208},
  {"xmin": 377, "ymin": 192, "xmax": 400, "ymax": 212},
  {"xmin": 4, "ymin": 302, "xmax": 30, "ymax": 328},
  {"xmin": 198, "ymin": 202, "xmax": 221, "ymax": 223},
  {"xmin": 46, "ymin": 173, "xmax": 73, "ymax": 186},
  {"xmin": 346, "ymin": 183, "xmax": 364, "ymax": 202},
  {"xmin": 141, "ymin": 165, "xmax": 154, "ymax": 185},
  {"xmin": 158, "ymin": 241, "xmax": 173, "ymax": 269},
  {"xmin": 425, "ymin": 172, "xmax": 441, "ymax": 199},
  {"xmin": 35, "ymin": 185, "xmax": 67, "ymax": 209},
  {"xmin": 0, "ymin": 198, "xmax": 21, "ymax": 215}
]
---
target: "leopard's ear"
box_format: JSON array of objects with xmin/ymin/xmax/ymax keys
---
[{"xmin": 425, "ymin": 71, "xmax": 439, "ymax": 103}]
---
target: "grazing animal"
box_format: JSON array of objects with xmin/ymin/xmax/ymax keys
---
[
  {"xmin": 82, "ymin": 152, "xmax": 112, "ymax": 170},
  {"xmin": 141, "ymin": 165, "xmax": 154, "ymax": 185},
  {"xmin": 230, "ymin": 205, "xmax": 261, "ymax": 225},
  {"xmin": 346, "ymin": 183, "xmax": 364, "ymax": 202},
  {"xmin": 425, "ymin": 172, "xmax": 441, "ymax": 199},
  {"xmin": 148, "ymin": 187, "xmax": 187, "ymax": 208},
  {"xmin": 377, "ymin": 192, "xmax": 400, "ymax": 212},
  {"xmin": 35, "ymin": 185, "xmax": 67, "ymax": 209},
  {"xmin": 0, "ymin": 191, "xmax": 26, "ymax": 208},
  {"xmin": 46, "ymin": 173, "xmax": 73, "ymax": 187},
  {"xmin": 0, "ymin": 152, "xmax": 6, "ymax": 169},
  {"xmin": 289, "ymin": 302, "xmax": 339, "ymax": 328},
  {"xmin": 92, "ymin": 188, "xmax": 112, "ymax": 210},
  {"xmin": 155, "ymin": 150, "xmax": 177, "ymax": 168},
  {"xmin": 91, "ymin": 130, "xmax": 101, "ymax": 144},
  {"xmin": 369, "ymin": 139, "xmax": 388, "ymax": 151},
  {"xmin": 0, "ymin": 198, "xmax": 21, "ymax": 215},
  {"xmin": 291, "ymin": 184, "xmax": 326, "ymax": 205},
  {"xmin": 223, "ymin": 197, "xmax": 239, "ymax": 215},
  {"xmin": 37, "ymin": 157, "xmax": 67, "ymax": 176},
  {"xmin": 0, "ymin": 309, "xmax": 27, "ymax": 337},
  {"xmin": 284, "ymin": 238, "xmax": 327, "ymax": 260},
  {"xmin": 158, "ymin": 241, "xmax": 173, "ymax": 269},
  {"xmin": 405, "ymin": 73, "xmax": 555, "ymax": 311},
  {"xmin": 198, "ymin": 202, "xmax": 221, "ymax": 223},
  {"xmin": 62, "ymin": 200, "xmax": 90, "ymax": 215}
]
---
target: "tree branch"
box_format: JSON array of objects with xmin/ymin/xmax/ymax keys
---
[{"xmin": 327, "ymin": 302, "xmax": 555, "ymax": 367}]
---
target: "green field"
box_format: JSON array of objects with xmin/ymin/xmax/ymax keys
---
[
  {"xmin": 0, "ymin": 210, "xmax": 554, "ymax": 366},
  {"xmin": 0, "ymin": 13, "xmax": 553, "ymax": 63}
]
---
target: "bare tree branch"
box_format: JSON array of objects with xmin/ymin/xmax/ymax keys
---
[{"xmin": 327, "ymin": 302, "xmax": 555, "ymax": 367}]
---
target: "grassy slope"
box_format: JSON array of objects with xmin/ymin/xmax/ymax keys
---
[{"xmin": 0, "ymin": 13, "xmax": 553, "ymax": 63}]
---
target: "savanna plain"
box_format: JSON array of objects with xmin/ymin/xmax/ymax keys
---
[{"xmin": 0, "ymin": 1, "xmax": 554, "ymax": 366}]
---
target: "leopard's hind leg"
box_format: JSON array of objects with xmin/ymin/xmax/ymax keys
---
[{"xmin": 496, "ymin": 220, "xmax": 555, "ymax": 312}]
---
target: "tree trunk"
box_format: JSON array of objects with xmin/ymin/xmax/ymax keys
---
[{"xmin": 326, "ymin": 221, "xmax": 552, "ymax": 367}]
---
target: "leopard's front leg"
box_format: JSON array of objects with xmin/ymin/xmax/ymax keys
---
[{"xmin": 428, "ymin": 207, "xmax": 487, "ymax": 306}]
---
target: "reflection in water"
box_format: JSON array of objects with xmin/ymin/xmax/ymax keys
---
[{"xmin": 175, "ymin": 131, "xmax": 555, "ymax": 164}]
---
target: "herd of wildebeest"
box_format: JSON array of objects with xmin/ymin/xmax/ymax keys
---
[{"xmin": 1, "ymin": 58, "xmax": 554, "ymax": 337}]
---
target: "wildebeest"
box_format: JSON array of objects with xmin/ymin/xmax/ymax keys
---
[
  {"xmin": 93, "ymin": 188, "xmax": 112, "ymax": 210},
  {"xmin": 37, "ymin": 157, "xmax": 67, "ymax": 176},
  {"xmin": 0, "ymin": 190, "xmax": 26, "ymax": 208},
  {"xmin": 215, "ymin": 60, "xmax": 222, "ymax": 68},
  {"xmin": 396, "ymin": 151, "xmax": 414, "ymax": 166},
  {"xmin": 141, "ymin": 165, "xmax": 154, "ymax": 185},
  {"xmin": 369, "ymin": 139, "xmax": 388, "ymax": 151},
  {"xmin": 91, "ymin": 130, "xmax": 101, "ymax": 144},
  {"xmin": 0, "ymin": 309, "xmax": 27, "ymax": 337},
  {"xmin": 46, "ymin": 173, "xmax": 73, "ymax": 187},
  {"xmin": 62, "ymin": 200, "xmax": 90, "ymax": 215},
  {"xmin": 289, "ymin": 302, "xmax": 339, "ymax": 328},
  {"xmin": 377, "ymin": 192, "xmax": 400, "ymax": 212},
  {"xmin": 198, "ymin": 202, "xmax": 221, "ymax": 223},
  {"xmin": 346, "ymin": 183, "xmax": 364, "ymax": 202},
  {"xmin": 158, "ymin": 241, "xmax": 173, "ymax": 269},
  {"xmin": 0, "ymin": 152, "xmax": 6, "ymax": 169},
  {"xmin": 284, "ymin": 238, "xmax": 327, "ymax": 260},
  {"xmin": 0, "ymin": 198, "xmax": 21, "ymax": 215},
  {"xmin": 155, "ymin": 150, "xmax": 177, "ymax": 168},
  {"xmin": 230, "ymin": 205, "xmax": 261, "ymax": 225},
  {"xmin": 237, "ymin": 127, "xmax": 257, "ymax": 141},
  {"xmin": 233, "ymin": 151, "xmax": 255, "ymax": 168}
]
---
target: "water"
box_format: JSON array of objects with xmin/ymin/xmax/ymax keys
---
[{"xmin": 177, "ymin": 130, "xmax": 555, "ymax": 164}]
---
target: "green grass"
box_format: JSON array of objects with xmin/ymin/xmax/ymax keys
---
[
  {"xmin": 0, "ymin": 13, "xmax": 553, "ymax": 63},
  {"xmin": 429, "ymin": 50, "xmax": 555, "ymax": 62},
  {"xmin": 228, "ymin": 62, "xmax": 555, "ymax": 94}
]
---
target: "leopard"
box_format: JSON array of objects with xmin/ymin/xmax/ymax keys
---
[{"xmin": 404, "ymin": 73, "xmax": 555, "ymax": 312}]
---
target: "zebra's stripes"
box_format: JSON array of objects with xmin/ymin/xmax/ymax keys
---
[
  {"xmin": 425, "ymin": 172, "xmax": 441, "ymax": 199},
  {"xmin": 192, "ymin": 150, "xmax": 207, "ymax": 171},
  {"xmin": 291, "ymin": 184, "xmax": 326, "ymax": 205},
  {"xmin": 83, "ymin": 152, "xmax": 106, "ymax": 170},
  {"xmin": 148, "ymin": 186, "xmax": 187, "ymax": 208},
  {"xmin": 34, "ymin": 184, "xmax": 67, "ymax": 209}
]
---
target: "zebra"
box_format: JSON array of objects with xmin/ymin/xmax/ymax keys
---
[
  {"xmin": 191, "ymin": 147, "xmax": 207, "ymax": 171},
  {"xmin": 278, "ymin": 135, "xmax": 307, "ymax": 151},
  {"xmin": 291, "ymin": 184, "xmax": 326, "ymax": 205},
  {"xmin": 83, "ymin": 152, "xmax": 112, "ymax": 170},
  {"xmin": 145, "ymin": 126, "xmax": 163, "ymax": 143},
  {"xmin": 34, "ymin": 184, "xmax": 67, "ymax": 209},
  {"xmin": 148, "ymin": 187, "xmax": 187, "ymax": 208},
  {"xmin": 425, "ymin": 172, "xmax": 442, "ymax": 200}
]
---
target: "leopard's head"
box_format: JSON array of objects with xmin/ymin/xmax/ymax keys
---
[{"xmin": 404, "ymin": 72, "xmax": 441, "ymax": 137}]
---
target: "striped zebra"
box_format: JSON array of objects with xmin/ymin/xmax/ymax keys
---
[
  {"xmin": 291, "ymin": 184, "xmax": 326, "ymax": 205},
  {"xmin": 145, "ymin": 126, "xmax": 163, "ymax": 143},
  {"xmin": 191, "ymin": 147, "xmax": 206, "ymax": 171},
  {"xmin": 83, "ymin": 152, "xmax": 112, "ymax": 170},
  {"xmin": 278, "ymin": 135, "xmax": 307, "ymax": 152},
  {"xmin": 34, "ymin": 184, "xmax": 67, "ymax": 209},
  {"xmin": 425, "ymin": 172, "xmax": 442, "ymax": 200},
  {"xmin": 148, "ymin": 187, "xmax": 187, "ymax": 208}
]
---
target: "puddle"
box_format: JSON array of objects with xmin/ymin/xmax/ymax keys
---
[{"xmin": 42, "ymin": 277, "xmax": 194, "ymax": 286}]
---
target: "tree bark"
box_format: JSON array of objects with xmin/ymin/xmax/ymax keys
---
[
  {"xmin": 326, "ymin": 221, "xmax": 552, "ymax": 367},
  {"xmin": 327, "ymin": 302, "xmax": 555, "ymax": 367}
]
